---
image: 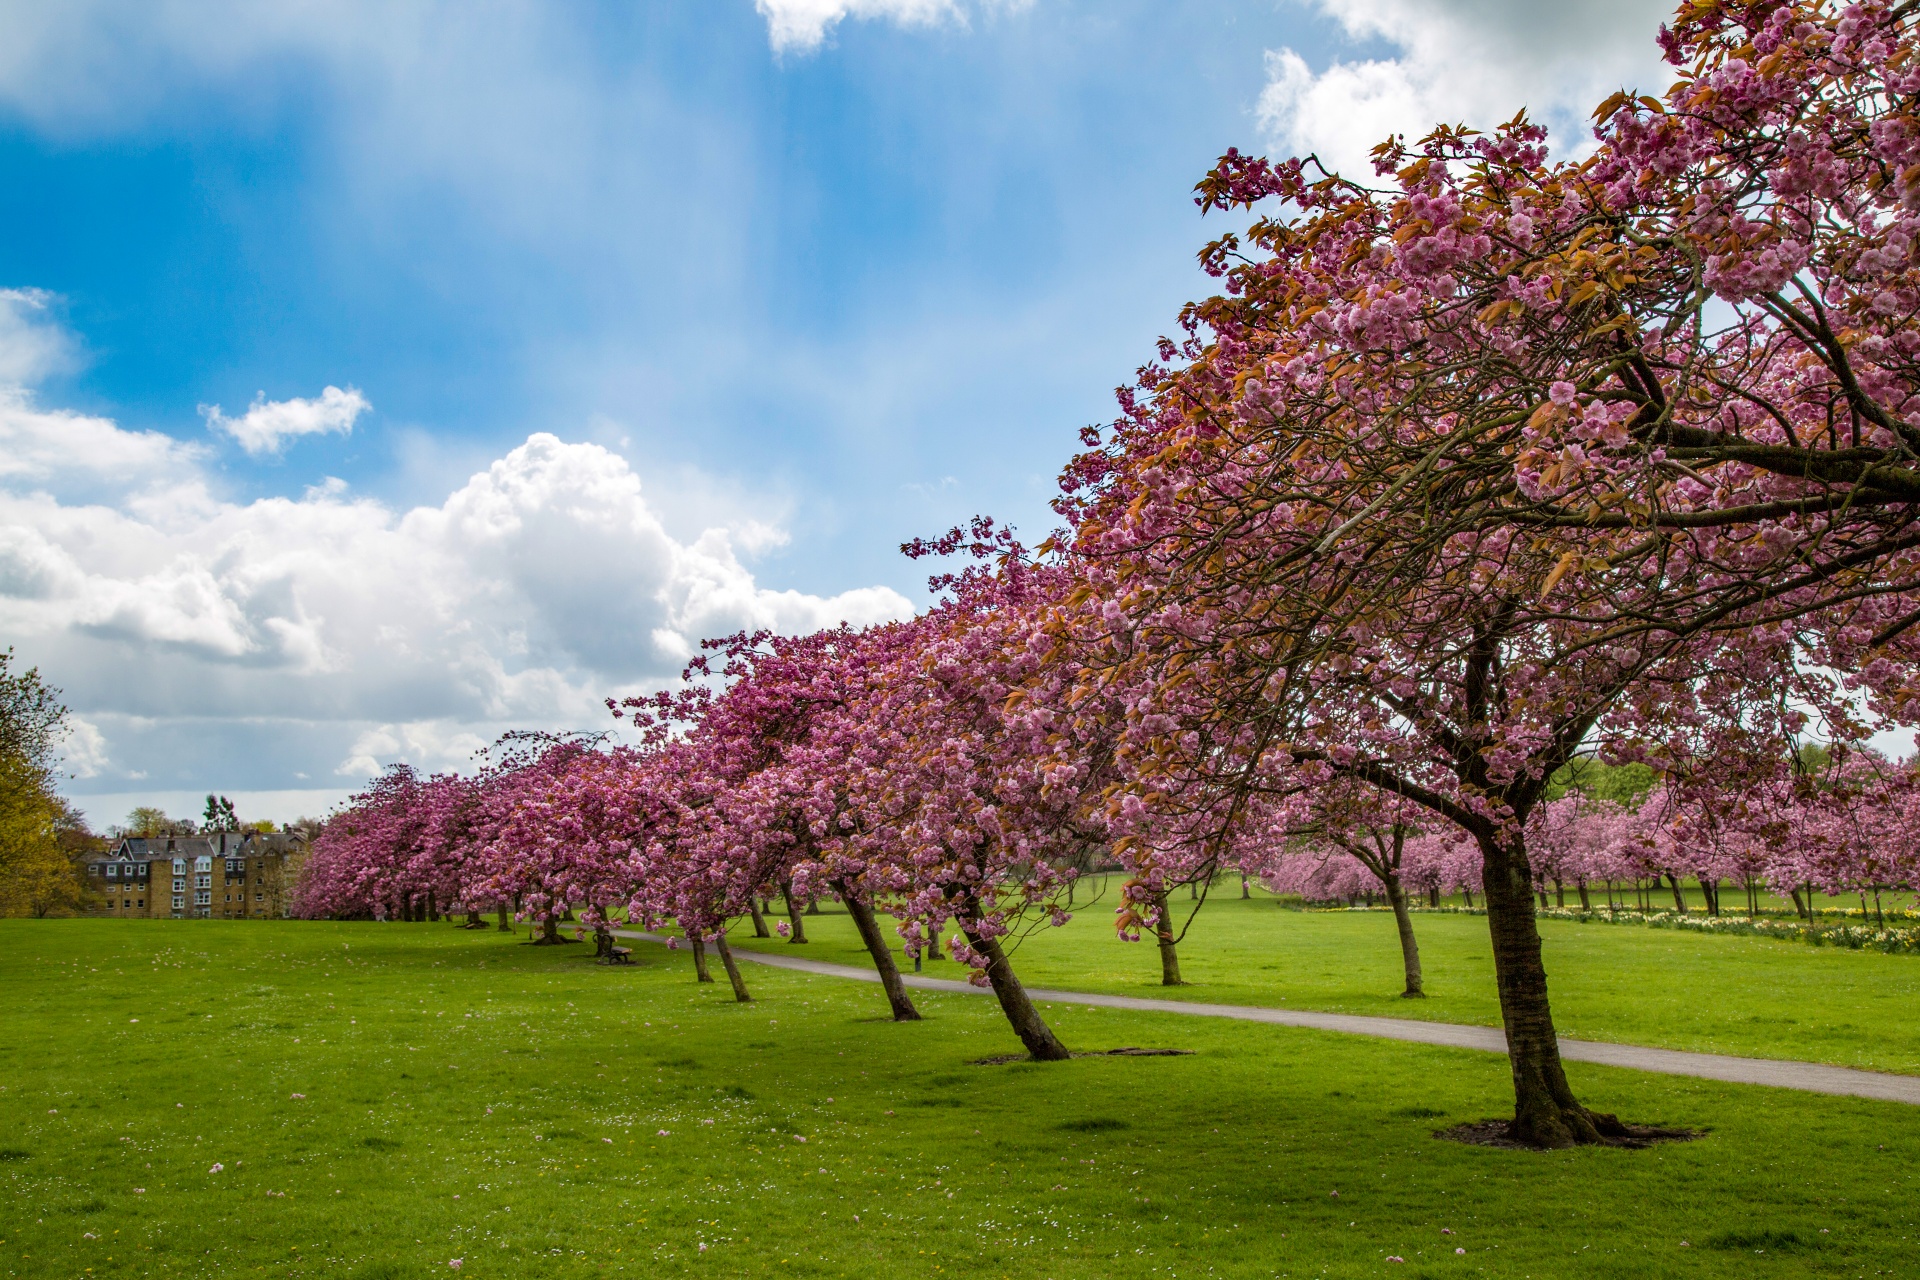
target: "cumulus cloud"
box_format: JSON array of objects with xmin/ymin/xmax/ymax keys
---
[
  {"xmin": 755, "ymin": 0, "xmax": 1024, "ymax": 54},
  {"xmin": 202, "ymin": 385, "xmax": 370, "ymax": 455},
  {"xmin": 0, "ymin": 382, "xmax": 913, "ymax": 791},
  {"xmin": 57, "ymin": 715, "xmax": 110, "ymax": 779},
  {"xmin": 1256, "ymin": 0, "xmax": 1676, "ymax": 179}
]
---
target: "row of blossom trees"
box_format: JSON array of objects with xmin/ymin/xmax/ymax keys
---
[
  {"xmin": 299, "ymin": 538, "xmax": 1109, "ymax": 1060},
  {"xmin": 301, "ymin": 1, "xmax": 1920, "ymax": 1147},
  {"xmin": 1273, "ymin": 752, "xmax": 1920, "ymax": 916}
]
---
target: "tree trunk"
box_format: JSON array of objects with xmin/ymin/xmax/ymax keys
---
[
  {"xmin": 1790, "ymin": 885, "xmax": 1810, "ymax": 920},
  {"xmin": 1478, "ymin": 830, "xmax": 1626, "ymax": 1148},
  {"xmin": 690, "ymin": 934, "xmax": 714, "ymax": 983},
  {"xmin": 1553, "ymin": 879, "xmax": 1565, "ymax": 908},
  {"xmin": 1575, "ymin": 879, "xmax": 1590, "ymax": 911},
  {"xmin": 1666, "ymin": 875, "xmax": 1688, "ymax": 913},
  {"xmin": 712, "ymin": 931, "xmax": 752, "ymax": 1003},
  {"xmin": 1698, "ymin": 877, "xmax": 1719, "ymax": 916},
  {"xmin": 924, "ymin": 922, "xmax": 943, "ymax": 960},
  {"xmin": 748, "ymin": 896, "xmax": 770, "ymax": 938},
  {"xmin": 1461, "ymin": 887, "xmax": 1474, "ymax": 908},
  {"xmin": 836, "ymin": 884, "xmax": 920, "ymax": 1021},
  {"xmin": 806, "ymin": 898, "xmax": 821, "ymax": 916},
  {"xmin": 1149, "ymin": 889, "xmax": 1183, "ymax": 985},
  {"xmin": 465, "ymin": 907, "xmax": 482, "ymax": 928},
  {"xmin": 781, "ymin": 882, "xmax": 809, "ymax": 943},
  {"xmin": 1240, "ymin": 873, "xmax": 1251, "ymax": 899},
  {"xmin": 594, "ymin": 928, "xmax": 612, "ymax": 959},
  {"xmin": 496, "ymin": 901, "xmax": 513, "ymax": 932},
  {"xmin": 957, "ymin": 917, "xmax": 1069, "ymax": 1061},
  {"xmin": 1384, "ymin": 877, "xmax": 1424, "ymax": 998},
  {"xmin": 1429, "ymin": 886, "xmax": 1440, "ymax": 908},
  {"xmin": 539, "ymin": 915, "xmax": 559, "ymax": 945}
]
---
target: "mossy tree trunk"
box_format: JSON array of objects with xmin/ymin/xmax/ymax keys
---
[
  {"xmin": 956, "ymin": 910, "xmax": 1069, "ymax": 1062},
  {"xmin": 712, "ymin": 931, "xmax": 752, "ymax": 1002},
  {"xmin": 835, "ymin": 879, "xmax": 920, "ymax": 1021},
  {"xmin": 1478, "ymin": 827, "xmax": 1627, "ymax": 1148},
  {"xmin": 1149, "ymin": 889, "xmax": 1183, "ymax": 986}
]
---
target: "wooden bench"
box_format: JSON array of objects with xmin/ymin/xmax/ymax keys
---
[{"xmin": 600, "ymin": 945, "xmax": 634, "ymax": 966}]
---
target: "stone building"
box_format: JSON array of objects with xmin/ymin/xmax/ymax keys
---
[{"xmin": 87, "ymin": 831, "xmax": 306, "ymax": 919}]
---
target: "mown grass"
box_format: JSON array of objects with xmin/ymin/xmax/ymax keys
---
[
  {"xmin": 5, "ymin": 919, "xmax": 1918, "ymax": 1279},
  {"xmin": 732, "ymin": 891, "xmax": 1920, "ymax": 1074}
]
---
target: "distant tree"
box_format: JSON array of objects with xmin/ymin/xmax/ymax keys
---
[
  {"xmin": 1552, "ymin": 760, "xmax": 1660, "ymax": 809},
  {"xmin": 115, "ymin": 807, "xmax": 195, "ymax": 839},
  {"xmin": 202, "ymin": 794, "xmax": 241, "ymax": 834}
]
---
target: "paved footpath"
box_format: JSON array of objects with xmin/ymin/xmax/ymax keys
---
[{"xmin": 610, "ymin": 929, "xmax": 1920, "ymax": 1106}]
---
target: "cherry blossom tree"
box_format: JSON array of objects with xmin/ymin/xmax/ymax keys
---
[{"xmin": 1052, "ymin": 0, "xmax": 1920, "ymax": 1145}]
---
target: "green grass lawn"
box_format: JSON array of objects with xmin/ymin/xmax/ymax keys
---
[
  {"xmin": 733, "ymin": 891, "xmax": 1920, "ymax": 1075},
  {"xmin": 5, "ymin": 920, "xmax": 1918, "ymax": 1279}
]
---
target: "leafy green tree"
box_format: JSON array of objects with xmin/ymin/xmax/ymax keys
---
[
  {"xmin": 115, "ymin": 807, "xmax": 194, "ymax": 839},
  {"xmin": 1549, "ymin": 759, "xmax": 1659, "ymax": 808},
  {"xmin": 0, "ymin": 651, "xmax": 84, "ymax": 917}
]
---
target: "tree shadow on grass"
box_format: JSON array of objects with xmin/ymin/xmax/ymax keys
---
[
  {"xmin": 969, "ymin": 1047, "xmax": 1195, "ymax": 1065},
  {"xmin": 1437, "ymin": 1119, "xmax": 1704, "ymax": 1150}
]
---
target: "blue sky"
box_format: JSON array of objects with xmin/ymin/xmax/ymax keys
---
[{"xmin": 0, "ymin": 0, "xmax": 1674, "ymax": 826}]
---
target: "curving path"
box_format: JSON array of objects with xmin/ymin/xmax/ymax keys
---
[{"xmin": 609, "ymin": 929, "xmax": 1920, "ymax": 1106}]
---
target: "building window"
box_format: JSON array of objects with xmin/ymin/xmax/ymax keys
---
[
  {"xmin": 255, "ymin": 892, "xmax": 264, "ymax": 901},
  {"xmin": 172, "ymin": 895, "xmax": 185, "ymax": 910},
  {"xmin": 106, "ymin": 865, "xmax": 118, "ymax": 879}
]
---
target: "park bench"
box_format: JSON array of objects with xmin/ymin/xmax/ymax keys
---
[{"xmin": 600, "ymin": 945, "xmax": 633, "ymax": 966}]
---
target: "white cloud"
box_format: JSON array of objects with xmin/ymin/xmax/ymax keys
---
[
  {"xmin": 0, "ymin": 386, "xmax": 914, "ymax": 788},
  {"xmin": 337, "ymin": 722, "xmax": 490, "ymax": 779},
  {"xmin": 57, "ymin": 715, "xmax": 110, "ymax": 779},
  {"xmin": 755, "ymin": 0, "xmax": 1024, "ymax": 54},
  {"xmin": 0, "ymin": 288, "xmax": 76, "ymax": 385},
  {"xmin": 202, "ymin": 385, "xmax": 370, "ymax": 456},
  {"xmin": 1256, "ymin": 0, "xmax": 1677, "ymax": 179},
  {"xmin": 0, "ymin": 390, "xmax": 205, "ymax": 493}
]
